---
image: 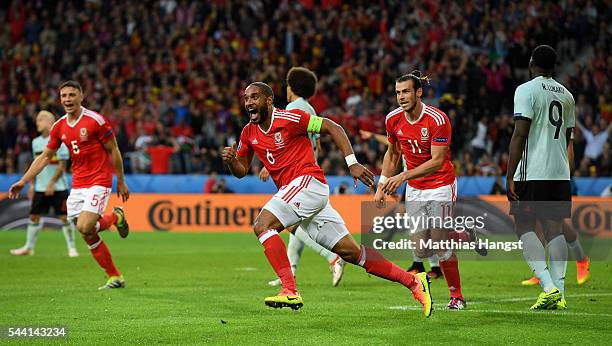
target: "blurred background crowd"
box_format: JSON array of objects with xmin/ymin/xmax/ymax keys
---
[{"xmin": 1, "ymin": 0, "xmax": 610, "ymax": 178}]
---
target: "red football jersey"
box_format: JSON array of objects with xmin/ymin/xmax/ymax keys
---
[
  {"xmin": 385, "ymin": 103, "xmax": 455, "ymax": 190},
  {"xmin": 237, "ymin": 108, "xmax": 326, "ymax": 188},
  {"xmin": 48, "ymin": 107, "xmax": 115, "ymax": 188}
]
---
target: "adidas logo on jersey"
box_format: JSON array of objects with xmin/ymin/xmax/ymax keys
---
[
  {"xmin": 397, "ymin": 129, "xmax": 403, "ymax": 136},
  {"xmin": 251, "ymin": 138, "xmax": 258, "ymax": 145},
  {"xmin": 61, "ymin": 134, "xmax": 66, "ymax": 140},
  {"xmin": 294, "ymin": 202, "xmax": 301, "ymax": 209}
]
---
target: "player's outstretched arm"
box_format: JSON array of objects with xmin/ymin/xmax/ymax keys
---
[
  {"xmin": 103, "ymin": 137, "xmax": 129, "ymax": 202},
  {"xmin": 506, "ymin": 118, "xmax": 531, "ymax": 201},
  {"xmin": 318, "ymin": 118, "xmax": 375, "ymax": 188},
  {"xmin": 222, "ymin": 142, "xmax": 252, "ymax": 178},
  {"xmin": 8, "ymin": 147, "xmax": 56, "ymax": 199},
  {"xmin": 375, "ymin": 142, "xmax": 402, "ymax": 207},
  {"xmin": 359, "ymin": 129, "xmax": 390, "ymax": 146}
]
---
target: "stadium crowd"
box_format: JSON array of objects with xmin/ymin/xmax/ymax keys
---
[{"xmin": 0, "ymin": 0, "xmax": 610, "ymax": 178}]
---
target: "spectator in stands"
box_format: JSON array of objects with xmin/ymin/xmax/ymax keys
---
[
  {"xmin": 576, "ymin": 118, "xmax": 612, "ymax": 162},
  {"xmin": 211, "ymin": 178, "xmax": 233, "ymax": 194},
  {"xmin": 0, "ymin": 0, "xmax": 609, "ymax": 178},
  {"xmin": 148, "ymin": 136, "xmax": 179, "ymax": 174},
  {"xmin": 470, "ymin": 116, "xmax": 489, "ymax": 163}
]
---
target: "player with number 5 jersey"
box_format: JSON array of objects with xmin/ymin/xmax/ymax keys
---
[{"xmin": 8, "ymin": 80, "xmax": 131, "ymax": 290}]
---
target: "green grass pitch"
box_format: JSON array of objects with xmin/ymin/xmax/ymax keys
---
[{"xmin": 1, "ymin": 230, "xmax": 611, "ymax": 344}]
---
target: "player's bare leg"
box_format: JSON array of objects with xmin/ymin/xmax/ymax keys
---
[
  {"xmin": 332, "ymin": 234, "xmax": 432, "ymax": 317},
  {"xmin": 431, "ymin": 228, "xmax": 465, "ymax": 309},
  {"xmin": 76, "ymin": 211, "xmax": 124, "ymax": 289},
  {"xmin": 254, "ymin": 209, "xmax": 302, "ymax": 310},
  {"xmin": 10, "ymin": 214, "xmax": 42, "ymax": 256}
]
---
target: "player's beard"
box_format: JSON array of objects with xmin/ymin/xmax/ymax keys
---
[{"xmin": 255, "ymin": 104, "xmax": 269, "ymax": 124}]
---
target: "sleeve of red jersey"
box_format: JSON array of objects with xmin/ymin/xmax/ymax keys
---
[
  {"xmin": 293, "ymin": 109, "xmax": 312, "ymax": 134},
  {"xmin": 385, "ymin": 120, "xmax": 396, "ymax": 144},
  {"xmin": 96, "ymin": 116, "xmax": 115, "ymax": 143},
  {"xmin": 236, "ymin": 128, "xmax": 253, "ymax": 157},
  {"xmin": 430, "ymin": 116, "xmax": 452, "ymax": 147},
  {"xmin": 47, "ymin": 121, "xmax": 62, "ymax": 150}
]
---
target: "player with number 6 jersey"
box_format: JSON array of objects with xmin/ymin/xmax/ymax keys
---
[
  {"xmin": 222, "ymin": 82, "xmax": 433, "ymax": 317},
  {"xmin": 8, "ymin": 80, "xmax": 131, "ymax": 290}
]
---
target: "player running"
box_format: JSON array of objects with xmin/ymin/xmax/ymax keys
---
[
  {"xmin": 376, "ymin": 71, "xmax": 466, "ymax": 310},
  {"xmin": 222, "ymin": 82, "xmax": 432, "ymax": 317},
  {"xmin": 506, "ymin": 45, "xmax": 574, "ymax": 310},
  {"xmin": 264, "ymin": 67, "xmax": 345, "ymax": 288},
  {"xmin": 8, "ymin": 81, "xmax": 130, "ymax": 290},
  {"xmin": 10, "ymin": 110, "xmax": 78, "ymax": 257}
]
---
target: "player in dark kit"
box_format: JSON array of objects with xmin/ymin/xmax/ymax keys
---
[{"xmin": 222, "ymin": 82, "xmax": 433, "ymax": 317}]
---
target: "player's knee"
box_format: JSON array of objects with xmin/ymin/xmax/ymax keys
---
[
  {"xmin": 253, "ymin": 220, "xmax": 270, "ymax": 236},
  {"xmin": 29, "ymin": 215, "xmax": 41, "ymax": 223},
  {"xmin": 76, "ymin": 221, "xmax": 95, "ymax": 236},
  {"xmin": 336, "ymin": 247, "xmax": 359, "ymax": 264}
]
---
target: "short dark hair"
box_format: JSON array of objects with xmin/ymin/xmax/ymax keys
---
[
  {"xmin": 58, "ymin": 80, "xmax": 83, "ymax": 93},
  {"xmin": 531, "ymin": 45, "xmax": 557, "ymax": 72},
  {"xmin": 396, "ymin": 70, "xmax": 430, "ymax": 90},
  {"xmin": 248, "ymin": 82, "xmax": 274, "ymax": 100},
  {"xmin": 286, "ymin": 67, "xmax": 317, "ymax": 99}
]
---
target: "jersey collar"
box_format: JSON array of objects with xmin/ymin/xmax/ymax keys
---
[
  {"xmin": 404, "ymin": 102, "xmax": 426, "ymax": 125},
  {"xmin": 258, "ymin": 107, "xmax": 276, "ymax": 134},
  {"xmin": 66, "ymin": 107, "xmax": 85, "ymax": 128}
]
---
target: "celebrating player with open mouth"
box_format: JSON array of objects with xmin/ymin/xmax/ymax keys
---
[
  {"xmin": 222, "ymin": 82, "xmax": 433, "ymax": 317},
  {"xmin": 8, "ymin": 81, "xmax": 130, "ymax": 290}
]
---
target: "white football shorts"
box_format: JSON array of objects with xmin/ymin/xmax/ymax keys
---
[
  {"xmin": 66, "ymin": 185, "xmax": 112, "ymax": 219},
  {"xmin": 263, "ymin": 175, "xmax": 348, "ymax": 250}
]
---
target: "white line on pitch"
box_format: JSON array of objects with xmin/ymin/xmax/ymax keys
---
[
  {"xmin": 469, "ymin": 292, "xmax": 612, "ymax": 304},
  {"xmin": 388, "ymin": 306, "xmax": 612, "ymax": 318},
  {"xmin": 234, "ymin": 267, "xmax": 258, "ymax": 271},
  {"xmin": 389, "ymin": 292, "xmax": 612, "ymax": 317}
]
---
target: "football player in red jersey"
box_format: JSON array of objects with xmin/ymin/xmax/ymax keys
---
[
  {"xmin": 222, "ymin": 82, "xmax": 433, "ymax": 317},
  {"xmin": 8, "ymin": 80, "xmax": 130, "ymax": 290},
  {"xmin": 376, "ymin": 71, "xmax": 466, "ymax": 310}
]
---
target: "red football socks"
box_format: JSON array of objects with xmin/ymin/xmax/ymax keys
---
[
  {"xmin": 439, "ymin": 252, "xmax": 463, "ymax": 298},
  {"xmin": 258, "ymin": 230, "xmax": 296, "ymax": 292},
  {"xmin": 86, "ymin": 234, "xmax": 120, "ymax": 277},
  {"xmin": 97, "ymin": 212, "xmax": 118, "ymax": 232},
  {"xmin": 360, "ymin": 246, "xmax": 418, "ymax": 290}
]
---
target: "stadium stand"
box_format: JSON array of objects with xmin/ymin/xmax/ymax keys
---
[{"xmin": 0, "ymin": 0, "xmax": 610, "ymax": 178}]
